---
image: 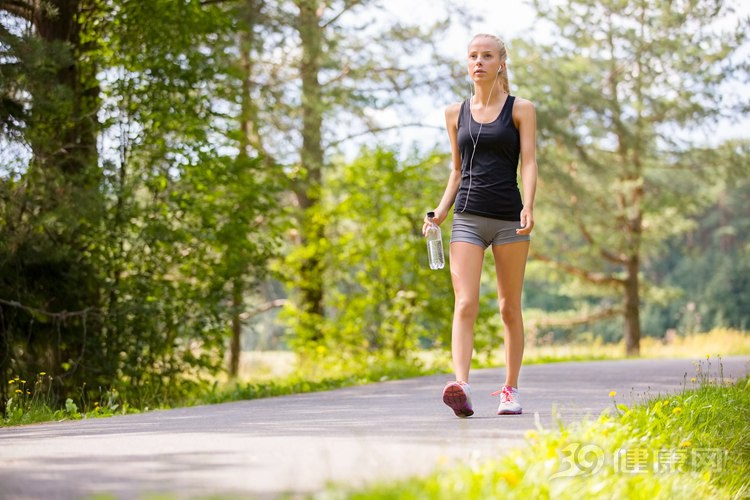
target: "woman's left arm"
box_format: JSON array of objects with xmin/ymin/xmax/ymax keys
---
[{"xmin": 515, "ymin": 98, "xmax": 538, "ymax": 235}]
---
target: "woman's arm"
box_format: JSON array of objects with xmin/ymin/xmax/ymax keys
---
[
  {"xmin": 423, "ymin": 102, "xmax": 462, "ymax": 235},
  {"xmin": 514, "ymin": 98, "xmax": 538, "ymax": 235}
]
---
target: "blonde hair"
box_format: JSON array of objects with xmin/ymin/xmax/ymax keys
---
[{"xmin": 469, "ymin": 34, "xmax": 509, "ymax": 94}]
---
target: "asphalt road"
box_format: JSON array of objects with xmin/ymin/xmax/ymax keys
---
[{"xmin": 1, "ymin": 356, "xmax": 748, "ymax": 499}]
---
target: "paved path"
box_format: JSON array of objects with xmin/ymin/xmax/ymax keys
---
[{"xmin": 1, "ymin": 356, "xmax": 748, "ymax": 499}]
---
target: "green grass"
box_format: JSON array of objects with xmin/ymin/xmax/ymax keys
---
[
  {"xmin": 4, "ymin": 374, "xmax": 132, "ymax": 426},
  {"xmin": 320, "ymin": 357, "xmax": 750, "ymax": 500},
  {"xmin": 2, "ymin": 357, "xmax": 442, "ymax": 427},
  {"xmin": 199, "ymin": 357, "xmax": 442, "ymax": 405}
]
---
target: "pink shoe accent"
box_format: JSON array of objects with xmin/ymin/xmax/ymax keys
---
[{"xmin": 492, "ymin": 385, "xmax": 522, "ymax": 415}]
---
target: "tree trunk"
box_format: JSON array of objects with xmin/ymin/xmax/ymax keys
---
[
  {"xmin": 229, "ymin": 278, "xmax": 243, "ymax": 378},
  {"xmin": 624, "ymin": 256, "xmax": 641, "ymax": 356},
  {"xmin": 32, "ymin": 0, "xmax": 99, "ymax": 178},
  {"xmin": 19, "ymin": 0, "xmax": 102, "ymax": 379},
  {"xmin": 295, "ymin": 0, "xmax": 325, "ymax": 339},
  {"xmin": 227, "ymin": 1, "xmax": 262, "ymax": 377}
]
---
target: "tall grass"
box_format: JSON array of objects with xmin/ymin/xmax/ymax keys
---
[{"xmin": 4, "ymin": 373, "xmax": 127, "ymax": 426}]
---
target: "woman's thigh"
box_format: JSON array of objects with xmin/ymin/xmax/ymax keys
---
[
  {"xmin": 449, "ymin": 241, "xmax": 485, "ymax": 303},
  {"xmin": 491, "ymin": 241, "xmax": 530, "ymax": 304}
]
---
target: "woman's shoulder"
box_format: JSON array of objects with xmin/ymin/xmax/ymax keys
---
[
  {"xmin": 444, "ymin": 101, "xmax": 463, "ymax": 129},
  {"xmin": 445, "ymin": 101, "xmax": 463, "ymax": 116},
  {"xmin": 511, "ymin": 96, "xmax": 536, "ymax": 113}
]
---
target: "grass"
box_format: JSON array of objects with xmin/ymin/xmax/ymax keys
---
[
  {"xmin": 471, "ymin": 327, "xmax": 750, "ymax": 369},
  {"xmin": 318, "ymin": 357, "xmax": 750, "ymax": 500},
  {"xmin": 200, "ymin": 356, "xmax": 442, "ymax": 405},
  {"xmin": 1, "ymin": 356, "xmax": 442, "ymax": 426},
  {"xmin": 4, "ymin": 373, "xmax": 130, "ymax": 426}
]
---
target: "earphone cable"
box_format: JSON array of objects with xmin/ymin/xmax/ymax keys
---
[{"xmin": 460, "ymin": 69, "xmax": 500, "ymax": 213}]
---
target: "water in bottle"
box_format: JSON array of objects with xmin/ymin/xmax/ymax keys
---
[{"xmin": 425, "ymin": 211, "xmax": 445, "ymax": 270}]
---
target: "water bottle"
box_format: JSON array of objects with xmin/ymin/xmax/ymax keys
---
[{"xmin": 425, "ymin": 211, "xmax": 445, "ymax": 270}]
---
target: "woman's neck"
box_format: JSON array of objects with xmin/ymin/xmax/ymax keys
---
[{"xmin": 472, "ymin": 81, "xmax": 506, "ymax": 108}]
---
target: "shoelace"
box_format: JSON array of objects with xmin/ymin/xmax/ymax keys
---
[{"xmin": 491, "ymin": 386, "xmax": 514, "ymax": 403}]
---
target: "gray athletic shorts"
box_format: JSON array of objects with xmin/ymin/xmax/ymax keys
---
[{"xmin": 450, "ymin": 212, "xmax": 531, "ymax": 249}]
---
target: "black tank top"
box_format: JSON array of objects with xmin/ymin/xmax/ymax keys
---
[{"xmin": 454, "ymin": 95, "xmax": 523, "ymax": 221}]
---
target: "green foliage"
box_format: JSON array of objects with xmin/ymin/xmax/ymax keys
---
[
  {"xmin": 512, "ymin": 0, "xmax": 750, "ymax": 346},
  {"xmin": 282, "ymin": 147, "xmax": 454, "ymax": 362},
  {"xmin": 1, "ymin": 0, "xmax": 281, "ymax": 411},
  {"xmin": 643, "ymin": 170, "xmax": 750, "ymax": 335}
]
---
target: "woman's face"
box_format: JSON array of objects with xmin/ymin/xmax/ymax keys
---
[{"xmin": 467, "ymin": 38, "xmax": 501, "ymax": 82}]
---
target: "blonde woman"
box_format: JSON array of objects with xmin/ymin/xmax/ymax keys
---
[{"xmin": 423, "ymin": 34, "xmax": 537, "ymax": 417}]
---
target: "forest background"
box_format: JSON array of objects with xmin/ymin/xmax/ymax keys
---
[{"xmin": 1, "ymin": 0, "xmax": 749, "ymax": 411}]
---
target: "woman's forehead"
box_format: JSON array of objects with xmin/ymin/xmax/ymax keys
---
[{"xmin": 468, "ymin": 39, "xmax": 497, "ymax": 53}]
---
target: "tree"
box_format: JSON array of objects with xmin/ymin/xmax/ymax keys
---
[
  {"xmin": 95, "ymin": 0, "xmax": 282, "ymax": 398},
  {"xmin": 0, "ymin": 0, "xmax": 105, "ymax": 406},
  {"xmin": 514, "ymin": 0, "xmax": 749, "ymax": 354},
  {"xmin": 1, "ymin": 0, "xmax": 283, "ymax": 407},
  {"xmin": 281, "ymin": 0, "xmax": 459, "ymax": 348},
  {"xmin": 315, "ymin": 147, "xmax": 452, "ymax": 363}
]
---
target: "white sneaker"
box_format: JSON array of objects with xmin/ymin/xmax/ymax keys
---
[
  {"xmin": 493, "ymin": 385, "xmax": 522, "ymax": 415},
  {"xmin": 442, "ymin": 381, "xmax": 474, "ymax": 418}
]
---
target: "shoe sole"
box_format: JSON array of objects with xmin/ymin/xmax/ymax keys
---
[
  {"xmin": 443, "ymin": 384, "xmax": 473, "ymax": 418},
  {"xmin": 497, "ymin": 409, "xmax": 523, "ymax": 415}
]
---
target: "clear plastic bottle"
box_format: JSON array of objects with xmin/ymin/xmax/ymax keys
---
[{"xmin": 425, "ymin": 211, "xmax": 445, "ymax": 270}]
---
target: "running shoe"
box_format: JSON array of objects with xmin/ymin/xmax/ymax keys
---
[
  {"xmin": 442, "ymin": 381, "xmax": 473, "ymax": 418},
  {"xmin": 493, "ymin": 385, "xmax": 522, "ymax": 415}
]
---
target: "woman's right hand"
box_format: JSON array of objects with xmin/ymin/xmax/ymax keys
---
[{"xmin": 422, "ymin": 209, "xmax": 445, "ymax": 236}]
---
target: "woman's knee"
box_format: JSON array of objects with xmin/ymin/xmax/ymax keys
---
[
  {"xmin": 454, "ymin": 296, "xmax": 479, "ymax": 320},
  {"xmin": 498, "ymin": 299, "xmax": 522, "ymax": 326}
]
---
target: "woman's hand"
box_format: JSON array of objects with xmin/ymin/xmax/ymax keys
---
[
  {"xmin": 422, "ymin": 209, "xmax": 446, "ymax": 236},
  {"xmin": 516, "ymin": 206, "xmax": 534, "ymax": 235}
]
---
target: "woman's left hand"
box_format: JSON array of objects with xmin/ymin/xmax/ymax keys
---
[{"xmin": 516, "ymin": 207, "xmax": 534, "ymax": 235}]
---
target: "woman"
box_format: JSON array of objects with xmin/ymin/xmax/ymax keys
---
[{"xmin": 423, "ymin": 34, "xmax": 537, "ymax": 417}]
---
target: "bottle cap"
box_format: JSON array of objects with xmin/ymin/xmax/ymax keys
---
[{"xmin": 427, "ymin": 211, "xmax": 435, "ymax": 218}]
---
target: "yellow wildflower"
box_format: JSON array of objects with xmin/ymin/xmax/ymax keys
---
[
  {"xmin": 691, "ymin": 377, "xmax": 696, "ymax": 383},
  {"xmin": 7, "ymin": 380, "xmax": 14, "ymax": 385},
  {"xmin": 15, "ymin": 389, "xmax": 22, "ymax": 394},
  {"xmin": 609, "ymin": 391, "xmax": 616, "ymax": 398},
  {"xmin": 500, "ymin": 470, "xmax": 520, "ymax": 487},
  {"xmin": 679, "ymin": 440, "xmax": 692, "ymax": 447},
  {"xmin": 39, "ymin": 372, "xmax": 46, "ymax": 376},
  {"xmin": 672, "ymin": 407, "xmax": 683, "ymax": 415}
]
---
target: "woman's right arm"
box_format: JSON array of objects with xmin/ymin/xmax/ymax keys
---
[{"xmin": 423, "ymin": 103, "xmax": 462, "ymax": 235}]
